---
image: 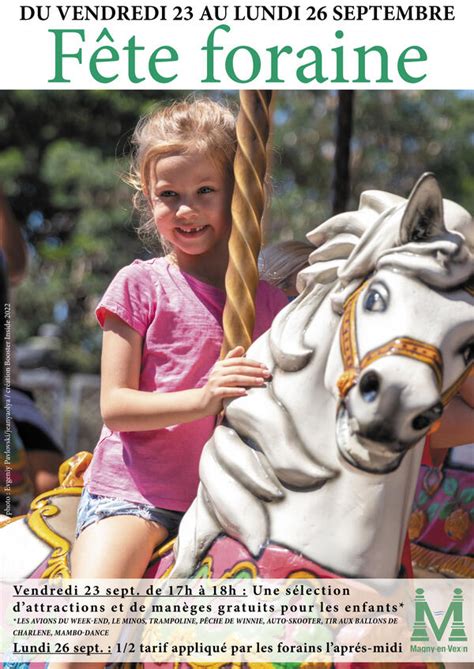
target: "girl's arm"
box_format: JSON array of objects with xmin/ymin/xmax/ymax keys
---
[{"xmin": 100, "ymin": 313, "xmax": 270, "ymax": 432}]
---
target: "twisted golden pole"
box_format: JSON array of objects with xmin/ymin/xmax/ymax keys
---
[{"xmin": 221, "ymin": 90, "xmax": 274, "ymax": 356}]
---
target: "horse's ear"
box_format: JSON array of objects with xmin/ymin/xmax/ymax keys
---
[{"xmin": 400, "ymin": 173, "xmax": 446, "ymax": 243}]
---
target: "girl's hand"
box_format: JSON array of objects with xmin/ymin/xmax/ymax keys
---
[{"xmin": 200, "ymin": 346, "xmax": 271, "ymax": 416}]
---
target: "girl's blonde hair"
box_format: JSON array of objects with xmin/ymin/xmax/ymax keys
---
[{"xmin": 127, "ymin": 97, "xmax": 237, "ymax": 249}]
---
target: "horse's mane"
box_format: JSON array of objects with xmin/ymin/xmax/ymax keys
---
[{"xmin": 270, "ymin": 191, "xmax": 474, "ymax": 372}]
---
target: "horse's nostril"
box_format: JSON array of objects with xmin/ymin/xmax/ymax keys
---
[
  {"xmin": 412, "ymin": 402, "xmax": 444, "ymax": 431},
  {"xmin": 359, "ymin": 370, "xmax": 380, "ymax": 403}
]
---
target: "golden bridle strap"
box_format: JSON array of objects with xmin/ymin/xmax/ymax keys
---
[
  {"xmin": 441, "ymin": 363, "xmax": 472, "ymax": 406},
  {"xmin": 337, "ymin": 282, "xmax": 366, "ymax": 397},
  {"xmin": 337, "ymin": 281, "xmax": 472, "ymax": 407},
  {"xmin": 360, "ymin": 338, "xmax": 443, "ymax": 389}
]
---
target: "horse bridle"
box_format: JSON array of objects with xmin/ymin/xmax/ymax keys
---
[{"xmin": 336, "ymin": 281, "xmax": 473, "ymax": 413}]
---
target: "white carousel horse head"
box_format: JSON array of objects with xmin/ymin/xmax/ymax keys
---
[
  {"xmin": 172, "ymin": 173, "xmax": 474, "ymax": 579},
  {"xmin": 278, "ymin": 173, "xmax": 474, "ymax": 474}
]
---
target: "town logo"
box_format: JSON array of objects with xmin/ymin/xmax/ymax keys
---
[{"xmin": 411, "ymin": 587, "xmax": 467, "ymax": 643}]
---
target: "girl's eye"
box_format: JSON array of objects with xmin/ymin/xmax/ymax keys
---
[
  {"xmin": 461, "ymin": 342, "xmax": 474, "ymax": 366},
  {"xmin": 363, "ymin": 283, "xmax": 389, "ymax": 313},
  {"xmin": 159, "ymin": 190, "xmax": 177, "ymax": 198},
  {"xmin": 198, "ymin": 186, "xmax": 214, "ymax": 194}
]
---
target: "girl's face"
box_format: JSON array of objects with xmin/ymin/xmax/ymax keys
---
[{"xmin": 151, "ymin": 151, "xmax": 232, "ymax": 264}]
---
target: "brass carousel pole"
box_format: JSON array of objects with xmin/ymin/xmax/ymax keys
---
[{"xmin": 221, "ymin": 90, "xmax": 274, "ymax": 356}]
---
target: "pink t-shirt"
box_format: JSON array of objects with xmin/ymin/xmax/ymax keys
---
[{"xmin": 84, "ymin": 257, "xmax": 287, "ymax": 511}]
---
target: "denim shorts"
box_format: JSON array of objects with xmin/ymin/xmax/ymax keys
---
[{"xmin": 76, "ymin": 487, "xmax": 184, "ymax": 538}]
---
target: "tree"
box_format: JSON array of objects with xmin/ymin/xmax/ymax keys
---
[{"xmin": 269, "ymin": 90, "xmax": 473, "ymax": 242}]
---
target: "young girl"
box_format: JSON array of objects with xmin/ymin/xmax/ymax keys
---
[{"xmin": 71, "ymin": 99, "xmax": 287, "ymax": 582}]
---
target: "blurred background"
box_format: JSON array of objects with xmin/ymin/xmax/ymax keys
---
[{"xmin": 1, "ymin": 89, "xmax": 473, "ymax": 456}]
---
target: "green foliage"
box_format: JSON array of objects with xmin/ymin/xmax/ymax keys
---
[
  {"xmin": 269, "ymin": 90, "xmax": 474, "ymax": 242},
  {"xmin": 352, "ymin": 91, "xmax": 474, "ymax": 209},
  {"xmin": 1, "ymin": 90, "xmax": 472, "ymax": 373}
]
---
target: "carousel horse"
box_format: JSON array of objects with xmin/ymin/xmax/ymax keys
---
[
  {"xmin": 169, "ymin": 172, "xmax": 474, "ymax": 580},
  {"xmin": 0, "ymin": 174, "xmax": 473, "ymax": 583}
]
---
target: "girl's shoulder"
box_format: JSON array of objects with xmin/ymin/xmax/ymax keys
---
[
  {"xmin": 97, "ymin": 258, "xmax": 173, "ymax": 334},
  {"xmin": 116, "ymin": 257, "xmax": 171, "ymax": 287},
  {"xmin": 126, "ymin": 256, "xmax": 167, "ymax": 274},
  {"xmin": 114, "ymin": 256, "xmax": 195, "ymax": 304},
  {"xmin": 101, "ymin": 257, "xmax": 170, "ymax": 306}
]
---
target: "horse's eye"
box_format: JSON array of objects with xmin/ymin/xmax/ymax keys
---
[
  {"xmin": 363, "ymin": 284, "xmax": 389, "ymax": 312},
  {"xmin": 462, "ymin": 342, "xmax": 474, "ymax": 366}
]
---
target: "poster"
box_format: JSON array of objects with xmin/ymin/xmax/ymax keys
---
[{"xmin": 1, "ymin": 0, "xmax": 473, "ymax": 666}]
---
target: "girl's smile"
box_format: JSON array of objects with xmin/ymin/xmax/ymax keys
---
[
  {"xmin": 151, "ymin": 151, "xmax": 232, "ymax": 280},
  {"xmin": 175, "ymin": 224, "xmax": 209, "ymax": 236}
]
